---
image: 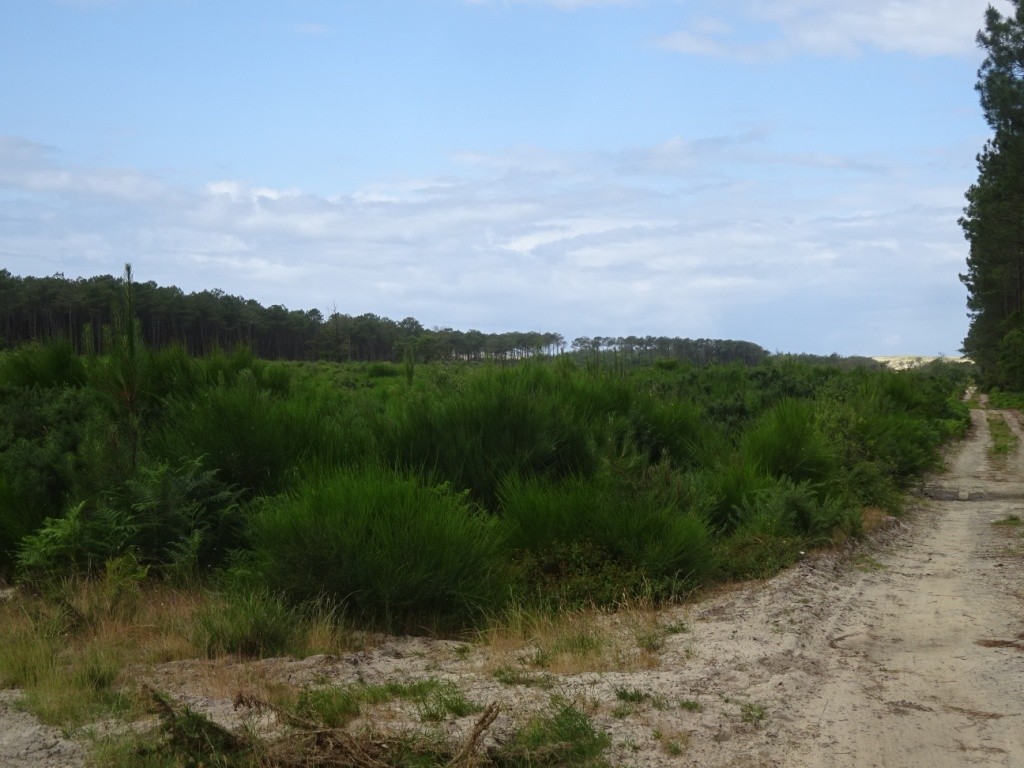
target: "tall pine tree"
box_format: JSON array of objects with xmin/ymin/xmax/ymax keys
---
[{"xmin": 960, "ymin": 1, "xmax": 1024, "ymax": 386}]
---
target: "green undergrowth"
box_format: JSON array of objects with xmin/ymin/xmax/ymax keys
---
[
  {"xmin": 0, "ymin": 332, "xmax": 972, "ymax": 635},
  {"xmin": 988, "ymin": 388, "xmax": 1024, "ymax": 410}
]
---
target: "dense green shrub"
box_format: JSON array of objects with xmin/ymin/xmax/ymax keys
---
[
  {"xmin": 735, "ymin": 478, "xmax": 854, "ymax": 538},
  {"xmin": 152, "ymin": 376, "xmax": 356, "ymax": 496},
  {"xmin": 500, "ymin": 474, "xmax": 714, "ymax": 591},
  {"xmin": 740, "ymin": 399, "xmax": 834, "ymax": 485},
  {"xmin": 623, "ymin": 396, "xmax": 720, "ymax": 469},
  {"xmin": 0, "ymin": 341, "xmax": 86, "ymax": 389},
  {"xmin": 245, "ymin": 467, "xmax": 508, "ymax": 632},
  {"xmin": 382, "ymin": 365, "xmax": 595, "ymax": 508},
  {"xmin": 0, "ymin": 386, "xmax": 97, "ymax": 575},
  {"xmin": 366, "ymin": 362, "xmax": 402, "ymax": 378},
  {"xmin": 0, "ymin": 336, "xmax": 973, "ymax": 629},
  {"xmin": 118, "ymin": 458, "xmax": 242, "ymax": 573}
]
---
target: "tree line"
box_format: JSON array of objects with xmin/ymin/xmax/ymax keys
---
[
  {"xmin": 960, "ymin": 0, "xmax": 1024, "ymax": 388},
  {"xmin": 0, "ymin": 269, "xmax": 770, "ymax": 366}
]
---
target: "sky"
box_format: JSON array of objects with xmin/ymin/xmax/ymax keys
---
[{"xmin": 0, "ymin": 0, "xmax": 1012, "ymax": 356}]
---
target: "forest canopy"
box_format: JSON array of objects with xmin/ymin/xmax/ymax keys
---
[{"xmin": 0, "ymin": 268, "xmax": 770, "ymax": 366}]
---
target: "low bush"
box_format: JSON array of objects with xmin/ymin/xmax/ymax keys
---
[
  {"xmin": 740, "ymin": 399, "xmax": 834, "ymax": 485},
  {"xmin": 118, "ymin": 458, "xmax": 242, "ymax": 572},
  {"xmin": 500, "ymin": 474, "xmax": 714, "ymax": 602},
  {"xmin": 697, "ymin": 458, "xmax": 773, "ymax": 532},
  {"xmin": 0, "ymin": 386, "xmax": 97, "ymax": 575},
  {"xmin": 245, "ymin": 467, "xmax": 509, "ymax": 632},
  {"xmin": 736, "ymin": 478, "xmax": 854, "ymax": 539},
  {"xmin": 622, "ymin": 396, "xmax": 720, "ymax": 469}
]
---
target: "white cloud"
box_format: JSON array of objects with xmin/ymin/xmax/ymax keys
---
[
  {"xmin": 0, "ymin": 132, "xmax": 970, "ymax": 354},
  {"xmin": 658, "ymin": 0, "xmax": 1014, "ymax": 59},
  {"xmin": 0, "ymin": 137, "xmax": 173, "ymax": 203}
]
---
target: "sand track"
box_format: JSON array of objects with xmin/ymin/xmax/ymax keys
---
[{"xmin": 1, "ymin": 407, "xmax": 1022, "ymax": 767}]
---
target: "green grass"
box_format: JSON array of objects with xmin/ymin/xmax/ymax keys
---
[
  {"xmin": 987, "ymin": 412, "xmax": 1018, "ymax": 463},
  {"xmin": 613, "ymin": 686, "xmax": 650, "ymax": 703},
  {"xmin": 497, "ymin": 699, "xmax": 610, "ymax": 768},
  {"xmin": 492, "ymin": 665, "xmax": 553, "ymax": 688},
  {"xmin": 295, "ymin": 678, "xmax": 481, "ymax": 726},
  {"xmin": 740, "ymin": 701, "xmax": 767, "ymax": 724},
  {"xmin": 193, "ymin": 589, "xmax": 300, "ymax": 659}
]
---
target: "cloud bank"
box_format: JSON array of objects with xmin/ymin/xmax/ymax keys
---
[{"xmin": 0, "ymin": 132, "xmax": 969, "ymax": 355}]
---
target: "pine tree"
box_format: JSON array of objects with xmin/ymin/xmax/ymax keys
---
[{"xmin": 960, "ymin": 1, "xmax": 1024, "ymax": 386}]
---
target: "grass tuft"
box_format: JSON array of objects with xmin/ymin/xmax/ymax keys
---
[{"xmin": 497, "ymin": 698, "xmax": 610, "ymax": 767}]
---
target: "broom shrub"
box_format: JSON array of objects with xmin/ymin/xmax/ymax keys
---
[
  {"xmin": 246, "ymin": 467, "xmax": 508, "ymax": 632},
  {"xmin": 382, "ymin": 365, "xmax": 595, "ymax": 508}
]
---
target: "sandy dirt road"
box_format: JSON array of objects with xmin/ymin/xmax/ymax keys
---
[
  {"xmin": 777, "ymin": 406, "xmax": 1024, "ymax": 767},
  {"xmin": 1, "ymin": 406, "xmax": 1022, "ymax": 767}
]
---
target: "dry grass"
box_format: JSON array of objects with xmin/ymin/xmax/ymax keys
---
[
  {"xmin": 0, "ymin": 581, "xmax": 203, "ymax": 726},
  {"xmin": 479, "ymin": 600, "xmax": 683, "ymax": 678},
  {"xmin": 860, "ymin": 506, "xmax": 890, "ymax": 535},
  {"xmin": 0, "ymin": 581, "xmax": 360, "ymax": 730}
]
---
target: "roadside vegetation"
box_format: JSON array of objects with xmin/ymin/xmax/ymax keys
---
[
  {"xmin": 0, "ymin": 273, "xmax": 972, "ymax": 765},
  {"xmin": 986, "ymin": 412, "xmax": 1020, "ymax": 464}
]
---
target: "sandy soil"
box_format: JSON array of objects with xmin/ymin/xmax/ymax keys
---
[{"xmin": 2, "ymin": 406, "xmax": 1022, "ymax": 767}]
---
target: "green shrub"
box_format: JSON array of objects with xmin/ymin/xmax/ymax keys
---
[
  {"xmin": 194, "ymin": 346, "xmax": 294, "ymax": 395},
  {"xmin": 716, "ymin": 508, "xmax": 802, "ymax": 580},
  {"xmin": 740, "ymin": 399, "xmax": 834, "ymax": 484},
  {"xmin": 119, "ymin": 458, "xmax": 242, "ymax": 572},
  {"xmin": 0, "ymin": 386, "xmax": 96, "ymax": 574},
  {"xmin": 143, "ymin": 344, "xmax": 201, "ymax": 404},
  {"xmin": 500, "ymin": 474, "xmax": 714, "ymax": 598},
  {"xmin": 698, "ymin": 458, "xmax": 773, "ymax": 531},
  {"xmin": 153, "ymin": 376, "xmax": 356, "ymax": 496},
  {"xmin": 0, "ymin": 340, "xmax": 86, "ymax": 389},
  {"xmin": 737, "ymin": 478, "xmax": 853, "ymax": 538},
  {"xmin": 855, "ymin": 410, "xmax": 940, "ymax": 479},
  {"xmin": 623, "ymin": 396, "xmax": 719, "ymax": 469},
  {"xmin": 245, "ymin": 467, "xmax": 508, "ymax": 632},
  {"xmin": 718, "ymin": 478, "xmax": 856, "ymax": 579},
  {"xmin": 383, "ymin": 365, "xmax": 595, "ymax": 508},
  {"xmin": 513, "ymin": 540, "xmax": 670, "ymax": 609},
  {"xmin": 366, "ymin": 362, "xmax": 401, "ymax": 378}
]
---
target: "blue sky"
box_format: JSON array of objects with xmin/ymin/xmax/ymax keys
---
[{"xmin": 0, "ymin": 0, "xmax": 1011, "ymax": 355}]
